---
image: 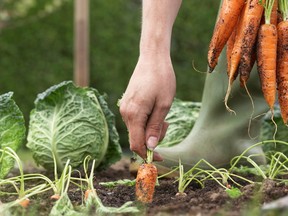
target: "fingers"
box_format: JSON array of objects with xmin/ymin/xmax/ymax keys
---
[
  {"xmin": 146, "ymin": 102, "xmax": 171, "ymax": 150},
  {"xmin": 120, "ymin": 102, "xmax": 147, "ymax": 159},
  {"xmin": 120, "ymin": 101, "xmax": 168, "ymax": 161}
]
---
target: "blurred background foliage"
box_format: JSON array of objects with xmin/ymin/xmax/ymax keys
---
[{"xmin": 0, "ymin": 0, "xmax": 219, "ymax": 147}]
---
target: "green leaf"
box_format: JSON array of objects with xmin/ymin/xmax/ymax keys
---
[
  {"xmin": 99, "ymin": 179, "xmax": 135, "ymax": 188},
  {"xmin": 27, "ymin": 81, "xmax": 121, "ymax": 170},
  {"xmin": 84, "ymin": 192, "xmax": 139, "ymax": 215},
  {"xmin": 226, "ymin": 187, "xmax": 242, "ymax": 199},
  {"xmin": 49, "ymin": 193, "xmax": 82, "ymax": 216},
  {"xmin": 90, "ymin": 89, "xmax": 121, "ymax": 170},
  {"xmin": 0, "ymin": 92, "xmax": 25, "ymax": 179}
]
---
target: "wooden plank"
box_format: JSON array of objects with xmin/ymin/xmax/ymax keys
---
[{"xmin": 74, "ymin": 0, "xmax": 89, "ymax": 87}]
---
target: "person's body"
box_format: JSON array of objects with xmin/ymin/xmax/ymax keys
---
[{"xmin": 119, "ymin": 0, "xmax": 267, "ymax": 169}]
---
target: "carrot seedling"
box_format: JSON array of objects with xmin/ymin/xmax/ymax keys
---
[{"xmin": 76, "ymin": 156, "xmax": 139, "ymax": 215}]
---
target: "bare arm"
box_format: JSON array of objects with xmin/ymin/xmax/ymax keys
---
[{"xmin": 120, "ymin": 0, "xmax": 182, "ymax": 160}]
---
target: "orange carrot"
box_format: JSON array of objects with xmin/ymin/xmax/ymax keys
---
[
  {"xmin": 257, "ymin": 24, "xmax": 277, "ymax": 110},
  {"xmin": 84, "ymin": 189, "xmax": 96, "ymax": 200},
  {"xmin": 226, "ymin": 24, "xmax": 237, "ymax": 76},
  {"xmin": 135, "ymin": 163, "xmax": 157, "ymax": 203},
  {"xmin": 276, "ymin": 1, "xmax": 288, "ymax": 124},
  {"xmin": 18, "ymin": 198, "xmax": 30, "ymax": 208},
  {"xmin": 224, "ymin": 0, "xmax": 264, "ymax": 112},
  {"xmin": 50, "ymin": 194, "xmax": 60, "ymax": 200},
  {"xmin": 208, "ymin": 0, "xmax": 245, "ymax": 72},
  {"xmin": 239, "ymin": 44, "xmax": 257, "ymax": 87},
  {"xmin": 257, "ymin": 0, "xmax": 278, "ymax": 111}
]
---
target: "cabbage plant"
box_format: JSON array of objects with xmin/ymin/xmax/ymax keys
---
[
  {"xmin": 27, "ymin": 81, "xmax": 121, "ymax": 170},
  {"xmin": 0, "ymin": 92, "xmax": 26, "ymax": 179}
]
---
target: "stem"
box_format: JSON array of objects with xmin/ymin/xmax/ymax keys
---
[
  {"xmin": 52, "ymin": 153, "xmax": 58, "ymax": 182},
  {"xmin": 2, "ymin": 147, "xmax": 25, "ymax": 198},
  {"xmin": 88, "ymin": 160, "xmax": 96, "ymax": 191},
  {"xmin": 146, "ymin": 149, "xmax": 153, "ymax": 164},
  {"xmin": 264, "ymin": 0, "xmax": 276, "ymax": 24},
  {"xmin": 230, "ymin": 140, "xmax": 288, "ymax": 171},
  {"xmin": 279, "ymin": 0, "xmax": 288, "ymax": 20}
]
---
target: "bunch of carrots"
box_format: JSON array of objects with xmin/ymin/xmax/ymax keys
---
[{"xmin": 208, "ymin": 0, "xmax": 288, "ymax": 125}]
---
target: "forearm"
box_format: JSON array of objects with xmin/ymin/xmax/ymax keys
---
[{"xmin": 140, "ymin": 0, "xmax": 182, "ymax": 56}]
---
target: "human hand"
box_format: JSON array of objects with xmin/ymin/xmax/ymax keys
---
[{"xmin": 120, "ymin": 54, "xmax": 176, "ymax": 161}]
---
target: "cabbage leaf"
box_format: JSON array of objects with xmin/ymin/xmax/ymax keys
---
[
  {"xmin": 27, "ymin": 81, "xmax": 121, "ymax": 170},
  {"xmin": 0, "ymin": 92, "xmax": 26, "ymax": 179}
]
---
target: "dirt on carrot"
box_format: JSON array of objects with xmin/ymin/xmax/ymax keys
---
[
  {"xmin": 135, "ymin": 163, "xmax": 158, "ymax": 204},
  {"xmin": 224, "ymin": 0, "xmax": 264, "ymax": 113}
]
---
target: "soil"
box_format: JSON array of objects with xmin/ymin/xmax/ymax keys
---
[{"xmin": 1, "ymin": 157, "xmax": 288, "ymax": 216}]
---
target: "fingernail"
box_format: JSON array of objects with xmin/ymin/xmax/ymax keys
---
[{"xmin": 147, "ymin": 136, "xmax": 158, "ymax": 150}]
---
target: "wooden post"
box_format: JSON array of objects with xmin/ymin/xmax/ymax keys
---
[{"xmin": 74, "ymin": 0, "xmax": 89, "ymax": 87}]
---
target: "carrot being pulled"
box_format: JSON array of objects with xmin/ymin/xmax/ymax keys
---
[
  {"xmin": 224, "ymin": 0, "xmax": 264, "ymax": 113},
  {"xmin": 208, "ymin": 0, "xmax": 245, "ymax": 72},
  {"xmin": 135, "ymin": 149, "xmax": 158, "ymax": 203},
  {"xmin": 277, "ymin": 0, "xmax": 288, "ymax": 124},
  {"xmin": 257, "ymin": 0, "xmax": 277, "ymax": 112}
]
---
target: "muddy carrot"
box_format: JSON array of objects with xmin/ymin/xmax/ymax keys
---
[
  {"xmin": 277, "ymin": 0, "xmax": 288, "ymax": 124},
  {"xmin": 226, "ymin": 25, "xmax": 237, "ymax": 76},
  {"xmin": 208, "ymin": 0, "xmax": 245, "ymax": 72},
  {"xmin": 18, "ymin": 198, "xmax": 30, "ymax": 208},
  {"xmin": 135, "ymin": 150, "xmax": 157, "ymax": 203},
  {"xmin": 239, "ymin": 45, "xmax": 257, "ymax": 87},
  {"xmin": 224, "ymin": 0, "xmax": 264, "ymax": 113},
  {"xmin": 257, "ymin": 0, "xmax": 277, "ymax": 111}
]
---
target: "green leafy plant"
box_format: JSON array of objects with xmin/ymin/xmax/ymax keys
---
[
  {"xmin": 49, "ymin": 160, "xmax": 80, "ymax": 216},
  {"xmin": 225, "ymin": 187, "xmax": 242, "ymax": 199},
  {"xmin": 99, "ymin": 179, "xmax": 136, "ymax": 188},
  {"xmin": 0, "ymin": 147, "xmax": 51, "ymax": 212},
  {"xmin": 26, "ymin": 81, "xmax": 121, "ymax": 171},
  {"xmin": 0, "ymin": 92, "xmax": 26, "ymax": 179},
  {"xmin": 175, "ymin": 158, "xmax": 253, "ymax": 197},
  {"xmin": 230, "ymin": 140, "xmax": 288, "ymax": 182}
]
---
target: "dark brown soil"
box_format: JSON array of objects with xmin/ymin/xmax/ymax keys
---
[{"xmin": 1, "ymin": 157, "xmax": 288, "ymax": 216}]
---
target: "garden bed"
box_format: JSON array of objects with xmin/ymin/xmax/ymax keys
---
[{"xmin": 2, "ymin": 156, "xmax": 288, "ymax": 216}]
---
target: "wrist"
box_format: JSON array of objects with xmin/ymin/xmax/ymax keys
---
[{"xmin": 139, "ymin": 39, "xmax": 170, "ymax": 57}]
